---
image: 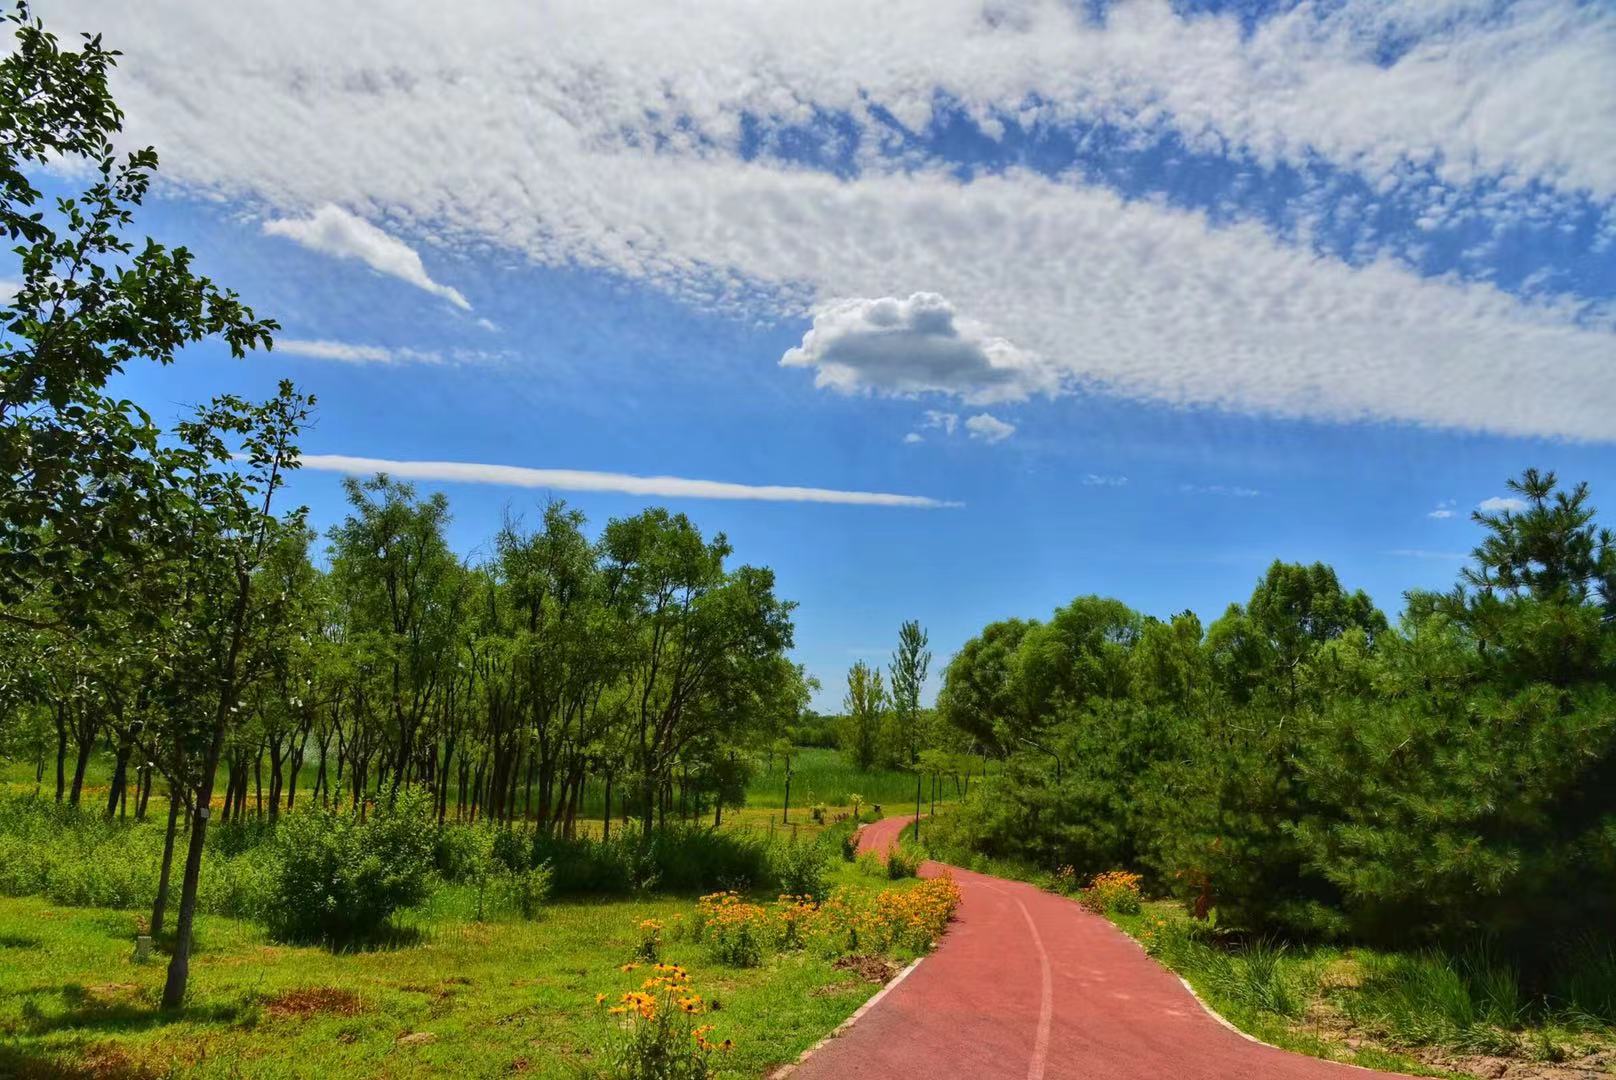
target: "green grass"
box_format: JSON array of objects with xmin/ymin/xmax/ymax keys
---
[
  {"xmin": 1106, "ymin": 901, "xmax": 1616, "ymax": 1078},
  {"xmin": 0, "ymin": 859, "xmax": 917, "ymax": 1079},
  {"xmin": 745, "ymin": 748, "xmax": 929, "ymax": 811}
]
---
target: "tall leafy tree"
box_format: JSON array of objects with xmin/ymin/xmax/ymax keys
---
[
  {"xmin": 839, "ymin": 659, "xmax": 887, "ymax": 770},
  {"xmin": 888, "ymin": 620, "xmax": 931, "ymax": 838}
]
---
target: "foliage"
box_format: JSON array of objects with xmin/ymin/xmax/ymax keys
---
[
  {"xmin": 934, "ymin": 470, "xmax": 1616, "ymax": 965},
  {"xmin": 596, "ymin": 962, "xmax": 732, "ymax": 1080},
  {"xmin": 693, "ymin": 892, "xmax": 768, "ymax": 966},
  {"xmin": 884, "ymin": 846, "xmax": 920, "ymax": 880},
  {"xmin": 1079, "ymin": 870, "xmax": 1142, "ymax": 915},
  {"xmin": 266, "ymin": 791, "xmax": 436, "ymax": 942},
  {"xmin": 769, "ymin": 837, "xmax": 828, "ymax": 899}
]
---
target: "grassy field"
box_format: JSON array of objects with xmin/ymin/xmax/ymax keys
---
[{"xmin": 0, "ymin": 858, "xmax": 933, "ymax": 1079}]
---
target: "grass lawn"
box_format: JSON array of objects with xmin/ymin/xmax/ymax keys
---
[{"xmin": 0, "ymin": 861, "xmax": 917, "ymax": 1079}]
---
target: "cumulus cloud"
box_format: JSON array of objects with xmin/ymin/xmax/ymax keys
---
[
  {"xmin": 923, "ymin": 411, "xmax": 959, "ymax": 435},
  {"xmin": 263, "ymin": 204, "xmax": 471, "ymax": 310},
  {"xmin": 0, "ymin": 279, "xmax": 19, "ymax": 304},
  {"xmin": 964, "ymin": 413, "xmax": 1015, "ymax": 443},
  {"xmin": 1083, "ymin": 474, "xmax": 1128, "ymax": 487},
  {"xmin": 35, "ymin": 0, "xmax": 1616, "ymax": 440},
  {"xmin": 299, "ymin": 455, "xmax": 961, "ymax": 508},
  {"xmin": 1478, "ymin": 495, "xmax": 1528, "ymax": 513},
  {"xmin": 1428, "ymin": 499, "xmax": 1457, "ymax": 519},
  {"xmin": 902, "ymin": 432, "xmax": 924, "ymax": 444},
  {"xmin": 781, "ymin": 293, "xmax": 1057, "ymax": 404}
]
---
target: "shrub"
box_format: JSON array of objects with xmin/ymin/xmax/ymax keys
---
[
  {"xmin": 266, "ymin": 791, "xmax": 435, "ymax": 942},
  {"xmin": 772, "ymin": 894, "xmax": 815, "ymax": 951},
  {"xmin": 885, "ymin": 846, "xmax": 920, "ymax": 880},
  {"xmin": 769, "ymin": 838, "xmax": 827, "ymax": 899},
  {"xmin": 694, "ymin": 892, "xmax": 767, "ymax": 967},
  {"xmin": 1046, "ymin": 865, "xmax": 1078, "ymax": 895},
  {"xmin": 1080, "ymin": 870, "xmax": 1142, "ymax": 916},
  {"xmin": 505, "ymin": 862, "xmax": 553, "ymax": 920},
  {"xmin": 596, "ymin": 962, "xmax": 732, "ymax": 1079},
  {"xmin": 854, "ymin": 849, "xmax": 884, "ymax": 877},
  {"xmin": 531, "ymin": 826, "xmax": 770, "ymax": 898}
]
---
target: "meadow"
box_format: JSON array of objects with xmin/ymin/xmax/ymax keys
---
[{"xmin": 0, "ymin": 744, "xmax": 954, "ymax": 1079}]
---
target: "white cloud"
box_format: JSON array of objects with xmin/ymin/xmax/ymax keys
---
[
  {"xmin": 902, "ymin": 432, "xmax": 924, "ymax": 444},
  {"xmin": 37, "ymin": 0, "xmax": 1616, "ymax": 440},
  {"xmin": 923, "ymin": 410, "xmax": 959, "ymax": 436},
  {"xmin": 299, "ymin": 454, "xmax": 961, "ymax": 508},
  {"xmin": 964, "ymin": 412, "xmax": 1015, "ymax": 443},
  {"xmin": 1478, "ymin": 495, "xmax": 1528, "ymax": 513},
  {"xmin": 0, "ymin": 279, "xmax": 19, "ymax": 303},
  {"xmin": 781, "ymin": 292, "xmax": 1057, "ymax": 404},
  {"xmin": 278, "ymin": 338, "xmax": 431, "ymax": 364},
  {"xmin": 1182, "ymin": 483, "xmax": 1261, "ymax": 498},
  {"xmin": 1427, "ymin": 499, "xmax": 1456, "ymax": 519},
  {"xmin": 263, "ymin": 204, "xmax": 471, "ymax": 310},
  {"xmin": 275, "ymin": 338, "xmax": 503, "ymax": 366},
  {"xmin": 1083, "ymin": 474, "xmax": 1128, "ymax": 487},
  {"xmin": 73, "ymin": 0, "xmax": 1616, "ymax": 208}
]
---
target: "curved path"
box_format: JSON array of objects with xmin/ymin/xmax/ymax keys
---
[{"xmin": 787, "ymin": 815, "xmax": 1407, "ymax": 1080}]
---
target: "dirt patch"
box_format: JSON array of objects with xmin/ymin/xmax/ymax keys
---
[
  {"xmin": 264, "ymin": 987, "xmax": 365, "ymax": 1019},
  {"xmin": 832, "ymin": 955, "xmax": 902, "ymax": 985},
  {"xmin": 396, "ymin": 1031, "xmax": 437, "ymax": 1046},
  {"xmin": 1419, "ymin": 1049, "xmax": 1613, "ymax": 1080},
  {"xmin": 810, "ymin": 980, "xmax": 866, "ymax": 997}
]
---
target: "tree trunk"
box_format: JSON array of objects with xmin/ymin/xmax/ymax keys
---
[
  {"xmin": 53, "ymin": 705, "xmax": 67, "ymax": 803},
  {"xmin": 150, "ymin": 791, "xmax": 181, "ymax": 939},
  {"xmin": 68, "ymin": 734, "xmax": 92, "ymax": 807},
  {"xmin": 602, "ymin": 772, "xmax": 612, "ymax": 841},
  {"xmin": 106, "ymin": 727, "xmax": 134, "ymax": 818}
]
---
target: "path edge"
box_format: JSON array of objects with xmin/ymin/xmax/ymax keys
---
[{"xmin": 767, "ymin": 955, "xmax": 925, "ymax": 1079}]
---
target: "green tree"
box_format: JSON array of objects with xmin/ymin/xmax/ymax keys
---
[
  {"xmin": 888, "ymin": 620, "xmax": 931, "ymax": 839},
  {"xmin": 937, "ymin": 618, "xmax": 1033, "ymax": 758},
  {"xmin": 0, "ymin": 1, "xmax": 276, "ymax": 630},
  {"xmin": 839, "ymin": 659, "xmax": 886, "ymax": 770}
]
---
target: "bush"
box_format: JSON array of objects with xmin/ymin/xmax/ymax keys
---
[
  {"xmin": 885, "ymin": 846, "xmax": 920, "ymax": 880},
  {"xmin": 266, "ymin": 791, "xmax": 436, "ymax": 942},
  {"xmin": 769, "ymin": 838, "xmax": 827, "ymax": 899},
  {"xmin": 532, "ymin": 826, "xmax": 770, "ymax": 898},
  {"xmin": 1079, "ymin": 870, "xmax": 1142, "ymax": 916},
  {"xmin": 695, "ymin": 892, "xmax": 767, "ymax": 967},
  {"xmin": 504, "ymin": 862, "xmax": 553, "ymax": 920}
]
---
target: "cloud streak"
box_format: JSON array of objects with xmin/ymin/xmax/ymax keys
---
[
  {"xmin": 264, "ymin": 204, "xmax": 471, "ymax": 310},
  {"xmin": 299, "ymin": 455, "xmax": 961, "ymax": 508}
]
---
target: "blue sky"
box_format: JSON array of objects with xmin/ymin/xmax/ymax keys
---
[{"xmin": 24, "ymin": 0, "xmax": 1616, "ymax": 708}]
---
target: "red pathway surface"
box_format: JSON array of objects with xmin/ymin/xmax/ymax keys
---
[{"xmin": 787, "ymin": 815, "xmax": 1408, "ymax": 1080}]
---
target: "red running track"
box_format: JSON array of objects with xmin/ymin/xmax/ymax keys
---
[{"xmin": 786, "ymin": 815, "xmax": 1407, "ymax": 1080}]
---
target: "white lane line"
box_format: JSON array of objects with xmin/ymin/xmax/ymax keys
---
[{"xmin": 1013, "ymin": 893, "xmax": 1054, "ymax": 1080}]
